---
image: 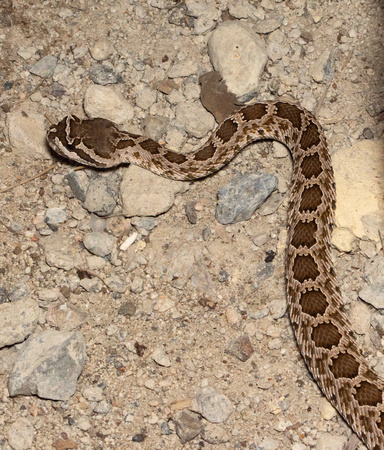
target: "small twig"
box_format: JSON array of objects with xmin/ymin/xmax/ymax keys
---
[
  {"xmin": 315, "ymin": 48, "xmax": 353, "ymax": 117},
  {"xmin": 0, "ymin": 164, "xmax": 56, "ymax": 194}
]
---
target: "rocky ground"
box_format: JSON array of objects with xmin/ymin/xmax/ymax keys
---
[{"xmin": 0, "ymin": 0, "xmax": 384, "ymax": 449}]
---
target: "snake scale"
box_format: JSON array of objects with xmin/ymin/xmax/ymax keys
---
[{"xmin": 47, "ymin": 101, "xmax": 384, "ymax": 448}]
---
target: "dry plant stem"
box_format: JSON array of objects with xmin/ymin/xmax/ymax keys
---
[{"xmin": 0, "ymin": 164, "xmax": 57, "ymax": 194}]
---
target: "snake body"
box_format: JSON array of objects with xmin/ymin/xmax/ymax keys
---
[{"xmin": 47, "ymin": 101, "xmax": 384, "ymax": 448}]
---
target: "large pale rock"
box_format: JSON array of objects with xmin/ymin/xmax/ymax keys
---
[
  {"xmin": 84, "ymin": 85, "xmax": 134, "ymax": 123},
  {"xmin": 8, "ymin": 330, "xmax": 85, "ymax": 401},
  {"xmin": 6, "ymin": 103, "xmax": 49, "ymax": 159},
  {"xmin": 333, "ymin": 139, "xmax": 384, "ymax": 240},
  {"xmin": 208, "ymin": 22, "xmax": 267, "ymax": 98},
  {"xmin": 120, "ymin": 165, "xmax": 185, "ymax": 217}
]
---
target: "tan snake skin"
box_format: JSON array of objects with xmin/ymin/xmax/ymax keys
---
[{"xmin": 47, "ymin": 101, "xmax": 384, "ymax": 448}]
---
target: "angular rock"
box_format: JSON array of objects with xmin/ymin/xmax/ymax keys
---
[
  {"xmin": 41, "ymin": 233, "xmax": 85, "ymax": 270},
  {"xmin": 226, "ymin": 334, "xmax": 254, "ymax": 362},
  {"xmin": 9, "ymin": 330, "xmax": 86, "ymax": 401},
  {"xmin": 195, "ymin": 386, "xmax": 233, "ymax": 423},
  {"xmin": 216, "ymin": 172, "xmax": 278, "ymax": 224},
  {"xmin": 176, "ymin": 411, "xmax": 201, "ymax": 443},
  {"xmin": 0, "ymin": 299, "xmax": 39, "ymax": 348},
  {"xmin": 208, "ymin": 21, "xmax": 267, "ymax": 98}
]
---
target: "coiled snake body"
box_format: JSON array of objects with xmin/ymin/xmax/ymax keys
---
[{"xmin": 47, "ymin": 101, "xmax": 384, "ymax": 448}]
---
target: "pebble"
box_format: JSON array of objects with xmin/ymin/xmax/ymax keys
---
[
  {"xmin": 120, "ymin": 165, "xmax": 185, "ymax": 217},
  {"xmin": 318, "ymin": 397, "xmax": 337, "ymax": 420},
  {"xmin": 195, "ymin": 386, "xmax": 233, "ymax": 423},
  {"xmin": 65, "ymin": 171, "xmax": 89, "ymax": 202},
  {"xmin": 77, "ymin": 416, "xmax": 92, "ymax": 431},
  {"xmin": 29, "ymin": 55, "xmax": 57, "ymax": 77},
  {"xmin": 7, "ymin": 417, "xmax": 34, "ymax": 450},
  {"xmin": 45, "ymin": 207, "xmax": 67, "ymax": 227},
  {"xmin": 90, "ymin": 38, "xmax": 114, "ymax": 61},
  {"xmin": 225, "ymin": 335, "xmax": 254, "ymax": 362},
  {"xmin": 84, "ymin": 85, "xmax": 134, "ymax": 123},
  {"xmin": 315, "ymin": 433, "xmax": 347, "ymax": 449},
  {"xmin": 0, "ymin": 298, "xmax": 39, "ymax": 348},
  {"xmin": 175, "ymin": 101, "xmax": 215, "ymax": 139},
  {"xmin": 8, "ymin": 330, "xmax": 85, "ymax": 401},
  {"xmin": 143, "ymin": 115, "xmax": 168, "ymax": 142},
  {"xmin": 53, "ymin": 302, "xmax": 88, "ymax": 332},
  {"xmin": 41, "ymin": 233, "xmax": 85, "ymax": 270},
  {"xmin": 130, "ymin": 276, "xmax": 143, "ymax": 294},
  {"xmin": 135, "ymin": 85, "xmax": 157, "ymax": 110},
  {"xmin": 309, "ymin": 49, "xmax": 334, "ymax": 83},
  {"xmin": 82, "ymin": 385, "xmax": 103, "ymax": 402},
  {"xmin": 254, "ymin": 14, "xmax": 284, "ymax": 34},
  {"xmin": 200, "ymin": 423, "xmax": 229, "ymax": 444},
  {"xmin": 82, "ymin": 176, "xmax": 118, "ymax": 216},
  {"xmin": 151, "ymin": 348, "xmax": 171, "ymax": 367},
  {"xmin": 83, "ymin": 232, "xmax": 116, "ymax": 257},
  {"xmin": 225, "ymin": 306, "xmax": 241, "ymax": 325},
  {"xmin": 93, "ymin": 400, "xmax": 111, "ymax": 414},
  {"xmin": 104, "ymin": 275, "xmax": 127, "ymax": 294},
  {"xmin": 258, "ymin": 192, "xmax": 283, "ymax": 216},
  {"xmin": 216, "ymin": 173, "xmax": 278, "ymax": 224},
  {"xmin": 89, "ymin": 63, "xmax": 123, "ymax": 85},
  {"xmin": 17, "ymin": 46, "xmax": 37, "ymax": 60},
  {"xmin": 7, "ymin": 105, "xmax": 48, "ymax": 159},
  {"xmin": 131, "ymin": 216, "xmax": 158, "ymax": 231},
  {"xmin": 208, "ymin": 21, "xmax": 268, "ymax": 98},
  {"xmin": 175, "ymin": 411, "xmax": 201, "ymax": 444},
  {"xmin": 307, "ymin": 0, "xmax": 324, "ymax": 23},
  {"xmin": 154, "ymin": 295, "xmax": 175, "ymax": 313},
  {"xmin": 118, "ymin": 301, "xmax": 136, "ymax": 317}
]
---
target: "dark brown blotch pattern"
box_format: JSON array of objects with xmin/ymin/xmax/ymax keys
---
[
  {"xmin": 291, "ymin": 219, "xmax": 317, "ymax": 248},
  {"xmin": 300, "ymin": 153, "xmax": 323, "ymax": 179},
  {"xmin": 194, "ymin": 143, "xmax": 217, "ymax": 161},
  {"xmin": 115, "ymin": 139, "xmax": 135, "ymax": 149},
  {"xmin": 299, "ymin": 289, "xmax": 329, "ymax": 317},
  {"xmin": 275, "ymin": 102, "xmax": 302, "ymax": 129},
  {"xmin": 216, "ymin": 118, "xmax": 238, "ymax": 143},
  {"xmin": 164, "ymin": 151, "xmax": 187, "ymax": 164},
  {"xmin": 299, "ymin": 184, "xmax": 322, "ymax": 213},
  {"xmin": 330, "ymin": 352, "xmax": 360, "ymax": 379},
  {"xmin": 311, "ymin": 322, "xmax": 342, "ymax": 349},
  {"xmin": 354, "ymin": 381, "xmax": 383, "ymax": 407},
  {"xmin": 292, "ymin": 254, "xmax": 319, "ymax": 282},
  {"xmin": 241, "ymin": 103, "xmax": 267, "ymax": 122},
  {"xmin": 300, "ymin": 120, "xmax": 321, "ymax": 150},
  {"xmin": 140, "ymin": 139, "xmax": 162, "ymax": 155}
]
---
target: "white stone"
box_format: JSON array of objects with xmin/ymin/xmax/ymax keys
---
[
  {"xmin": 333, "ymin": 140, "xmax": 384, "ymax": 240},
  {"xmin": 8, "ymin": 418, "xmax": 34, "ymax": 450},
  {"xmin": 84, "ymin": 85, "xmax": 134, "ymax": 124},
  {"xmin": 135, "ymin": 85, "xmax": 157, "ymax": 110},
  {"xmin": 6, "ymin": 103, "xmax": 49, "ymax": 159},
  {"xmin": 318, "ymin": 397, "xmax": 337, "ymax": 420},
  {"xmin": 315, "ymin": 433, "xmax": 347, "ymax": 450},
  {"xmin": 208, "ymin": 21, "xmax": 267, "ymax": 98},
  {"xmin": 120, "ymin": 165, "xmax": 185, "ymax": 217},
  {"xmin": 332, "ymin": 227, "xmax": 355, "ymax": 252},
  {"xmin": 89, "ymin": 38, "xmax": 114, "ymax": 61},
  {"xmin": 175, "ymin": 101, "xmax": 215, "ymax": 138},
  {"xmin": 349, "ymin": 301, "xmax": 371, "ymax": 335}
]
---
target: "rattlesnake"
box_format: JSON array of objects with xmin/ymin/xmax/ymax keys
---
[{"xmin": 47, "ymin": 101, "xmax": 384, "ymax": 448}]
